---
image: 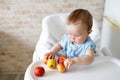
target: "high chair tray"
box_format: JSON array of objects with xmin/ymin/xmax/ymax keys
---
[{"xmin": 24, "ymin": 56, "xmax": 120, "ymax": 80}]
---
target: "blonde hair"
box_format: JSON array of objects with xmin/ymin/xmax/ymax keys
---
[{"xmin": 67, "ymin": 9, "xmax": 93, "ymax": 31}]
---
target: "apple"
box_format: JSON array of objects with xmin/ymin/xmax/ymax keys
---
[
  {"xmin": 47, "ymin": 59, "xmax": 56, "ymax": 69},
  {"xmin": 58, "ymin": 55, "xmax": 67, "ymax": 64},
  {"xmin": 57, "ymin": 63, "xmax": 66, "ymax": 73},
  {"xmin": 43, "ymin": 55, "xmax": 48, "ymax": 64},
  {"xmin": 34, "ymin": 66, "xmax": 45, "ymax": 77}
]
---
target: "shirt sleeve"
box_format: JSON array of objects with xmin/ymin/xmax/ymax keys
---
[
  {"xmin": 86, "ymin": 42, "xmax": 96, "ymax": 53},
  {"xmin": 59, "ymin": 34, "xmax": 68, "ymax": 48}
]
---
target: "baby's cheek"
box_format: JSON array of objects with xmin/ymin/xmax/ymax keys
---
[
  {"xmin": 76, "ymin": 39, "xmax": 82, "ymax": 43},
  {"xmin": 77, "ymin": 37, "xmax": 85, "ymax": 43}
]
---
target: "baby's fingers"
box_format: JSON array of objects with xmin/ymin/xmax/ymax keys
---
[
  {"xmin": 64, "ymin": 61, "xmax": 71, "ymax": 70},
  {"xmin": 65, "ymin": 63, "xmax": 70, "ymax": 70},
  {"xmin": 48, "ymin": 54, "xmax": 55, "ymax": 59},
  {"xmin": 44, "ymin": 53, "xmax": 49, "ymax": 59}
]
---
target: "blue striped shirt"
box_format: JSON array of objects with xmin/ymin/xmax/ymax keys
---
[{"xmin": 60, "ymin": 34, "xmax": 96, "ymax": 58}]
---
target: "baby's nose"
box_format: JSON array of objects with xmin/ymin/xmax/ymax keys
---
[{"xmin": 71, "ymin": 35, "xmax": 75, "ymax": 40}]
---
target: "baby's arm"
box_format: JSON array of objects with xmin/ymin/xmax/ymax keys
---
[
  {"xmin": 51, "ymin": 42, "xmax": 62, "ymax": 54},
  {"xmin": 72, "ymin": 49, "xmax": 94, "ymax": 65},
  {"xmin": 45, "ymin": 42, "xmax": 62, "ymax": 59},
  {"xmin": 64, "ymin": 49, "xmax": 94, "ymax": 69}
]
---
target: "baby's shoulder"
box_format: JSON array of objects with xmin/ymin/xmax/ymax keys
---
[
  {"xmin": 61, "ymin": 34, "xmax": 69, "ymax": 40},
  {"xmin": 85, "ymin": 36, "xmax": 96, "ymax": 46}
]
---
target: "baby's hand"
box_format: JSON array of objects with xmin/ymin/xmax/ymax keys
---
[
  {"xmin": 44, "ymin": 51, "xmax": 55, "ymax": 59},
  {"xmin": 64, "ymin": 58, "xmax": 74, "ymax": 70}
]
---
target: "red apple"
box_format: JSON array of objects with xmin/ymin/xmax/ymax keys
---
[
  {"xmin": 43, "ymin": 55, "xmax": 48, "ymax": 64},
  {"xmin": 57, "ymin": 63, "xmax": 66, "ymax": 73},
  {"xmin": 58, "ymin": 55, "xmax": 67, "ymax": 64},
  {"xmin": 34, "ymin": 66, "xmax": 45, "ymax": 77}
]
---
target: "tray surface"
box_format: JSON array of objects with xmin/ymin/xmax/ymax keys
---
[{"xmin": 26, "ymin": 57, "xmax": 120, "ymax": 80}]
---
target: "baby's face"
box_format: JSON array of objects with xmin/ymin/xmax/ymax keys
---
[{"xmin": 67, "ymin": 23, "xmax": 89, "ymax": 45}]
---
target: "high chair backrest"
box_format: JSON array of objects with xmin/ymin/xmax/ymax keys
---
[{"xmin": 33, "ymin": 13, "xmax": 100, "ymax": 61}]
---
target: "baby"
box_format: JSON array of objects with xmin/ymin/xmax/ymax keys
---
[{"xmin": 44, "ymin": 9, "xmax": 96, "ymax": 69}]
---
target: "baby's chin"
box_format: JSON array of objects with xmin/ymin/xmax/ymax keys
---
[{"xmin": 72, "ymin": 41, "xmax": 84, "ymax": 45}]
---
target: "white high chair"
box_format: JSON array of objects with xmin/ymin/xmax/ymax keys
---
[
  {"xmin": 24, "ymin": 13, "xmax": 120, "ymax": 80},
  {"xmin": 33, "ymin": 13, "xmax": 101, "ymax": 61}
]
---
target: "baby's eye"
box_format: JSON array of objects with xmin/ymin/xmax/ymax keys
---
[{"xmin": 74, "ymin": 35, "xmax": 80, "ymax": 37}]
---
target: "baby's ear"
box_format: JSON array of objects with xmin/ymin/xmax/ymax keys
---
[{"xmin": 88, "ymin": 29, "xmax": 92, "ymax": 34}]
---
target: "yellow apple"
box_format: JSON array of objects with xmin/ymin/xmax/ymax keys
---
[
  {"xmin": 57, "ymin": 63, "xmax": 66, "ymax": 73},
  {"xmin": 47, "ymin": 59, "xmax": 56, "ymax": 69}
]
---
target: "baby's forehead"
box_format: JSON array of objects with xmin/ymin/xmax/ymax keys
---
[
  {"xmin": 67, "ymin": 23, "xmax": 87, "ymax": 33},
  {"xmin": 67, "ymin": 21, "xmax": 87, "ymax": 30}
]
